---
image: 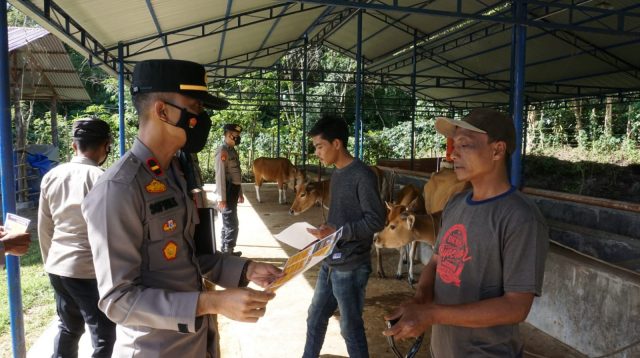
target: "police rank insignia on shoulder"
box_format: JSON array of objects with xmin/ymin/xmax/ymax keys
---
[
  {"xmin": 146, "ymin": 158, "xmax": 163, "ymax": 176},
  {"xmin": 146, "ymin": 179, "xmax": 167, "ymax": 193},
  {"xmin": 163, "ymin": 241, "xmax": 178, "ymax": 261},
  {"xmin": 163, "ymin": 219, "xmax": 177, "ymax": 232}
]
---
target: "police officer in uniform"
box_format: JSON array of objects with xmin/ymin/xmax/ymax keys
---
[
  {"xmin": 82, "ymin": 59, "xmax": 282, "ymax": 357},
  {"xmin": 38, "ymin": 118, "xmax": 115, "ymax": 357},
  {"xmin": 214, "ymin": 123, "xmax": 243, "ymax": 255}
]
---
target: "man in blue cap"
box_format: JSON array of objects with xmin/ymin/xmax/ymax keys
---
[{"xmin": 82, "ymin": 59, "xmax": 282, "ymax": 357}]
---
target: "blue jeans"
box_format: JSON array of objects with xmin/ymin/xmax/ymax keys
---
[{"xmin": 303, "ymin": 261, "xmax": 371, "ymax": 358}]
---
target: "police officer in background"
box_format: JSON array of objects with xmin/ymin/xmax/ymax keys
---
[
  {"xmin": 82, "ymin": 59, "xmax": 282, "ymax": 357},
  {"xmin": 38, "ymin": 118, "xmax": 116, "ymax": 357},
  {"xmin": 214, "ymin": 123, "xmax": 243, "ymax": 256}
]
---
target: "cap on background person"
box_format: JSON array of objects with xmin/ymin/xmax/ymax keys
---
[
  {"xmin": 130, "ymin": 59, "xmax": 230, "ymax": 110},
  {"xmin": 223, "ymin": 123, "xmax": 242, "ymax": 133},
  {"xmin": 435, "ymin": 108, "xmax": 516, "ymax": 154},
  {"xmin": 72, "ymin": 118, "xmax": 111, "ymax": 140}
]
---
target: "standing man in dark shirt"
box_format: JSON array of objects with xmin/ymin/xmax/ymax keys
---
[
  {"xmin": 214, "ymin": 123, "xmax": 243, "ymax": 256},
  {"xmin": 384, "ymin": 108, "xmax": 549, "ymax": 357},
  {"xmin": 302, "ymin": 115, "xmax": 385, "ymax": 358}
]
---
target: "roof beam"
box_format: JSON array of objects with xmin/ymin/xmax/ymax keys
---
[
  {"xmin": 106, "ymin": 3, "xmax": 324, "ymax": 58},
  {"xmin": 215, "ymin": 0, "xmax": 234, "ymax": 65},
  {"xmin": 10, "ymin": 0, "xmax": 120, "ymax": 76},
  {"xmin": 247, "ymin": 4, "xmax": 293, "ymax": 68},
  {"xmin": 144, "ymin": 0, "xmax": 172, "ymax": 59},
  {"xmin": 290, "ymin": 0, "xmax": 640, "ymax": 37}
]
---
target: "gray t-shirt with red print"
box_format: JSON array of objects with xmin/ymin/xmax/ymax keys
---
[{"xmin": 431, "ymin": 187, "xmax": 549, "ymax": 358}]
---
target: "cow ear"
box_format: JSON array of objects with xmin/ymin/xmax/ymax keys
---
[
  {"xmin": 407, "ymin": 197, "xmax": 419, "ymax": 212},
  {"xmin": 406, "ymin": 214, "xmax": 416, "ymax": 230},
  {"xmin": 385, "ymin": 201, "xmax": 392, "ymax": 210}
]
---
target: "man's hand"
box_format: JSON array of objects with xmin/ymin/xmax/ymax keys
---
[
  {"xmin": 197, "ymin": 288, "xmax": 275, "ymax": 322},
  {"xmin": 383, "ymin": 300, "xmax": 436, "ymax": 341},
  {"xmin": 218, "ymin": 201, "xmax": 227, "ymax": 210},
  {"xmin": 0, "ymin": 227, "xmax": 31, "ymax": 256},
  {"xmin": 246, "ymin": 261, "xmax": 283, "ymax": 288},
  {"xmin": 306, "ymin": 224, "xmax": 336, "ymax": 239}
]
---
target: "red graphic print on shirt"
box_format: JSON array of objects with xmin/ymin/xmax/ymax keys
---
[{"xmin": 437, "ymin": 224, "xmax": 472, "ymax": 287}]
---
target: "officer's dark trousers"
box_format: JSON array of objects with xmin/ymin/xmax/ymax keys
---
[
  {"xmin": 48, "ymin": 274, "xmax": 115, "ymax": 358},
  {"xmin": 221, "ymin": 182, "xmax": 241, "ymax": 252}
]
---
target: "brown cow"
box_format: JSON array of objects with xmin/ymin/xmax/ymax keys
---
[
  {"xmin": 423, "ymin": 167, "xmax": 470, "ymax": 214},
  {"xmin": 374, "ymin": 184, "xmax": 423, "ymax": 279},
  {"xmin": 253, "ymin": 157, "xmax": 303, "ymax": 204},
  {"xmin": 375, "ymin": 210, "xmax": 442, "ymax": 285},
  {"xmin": 288, "ymin": 180, "xmax": 331, "ymax": 216}
]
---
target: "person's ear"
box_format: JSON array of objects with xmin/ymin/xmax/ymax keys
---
[
  {"xmin": 493, "ymin": 141, "xmax": 506, "ymax": 160},
  {"xmin": 332, "ymin": 138, "xmax": 342, "ymax": 150},
  {"xmin": 153, "ymin": 100, "xmax": 168, "ymax": 122}
]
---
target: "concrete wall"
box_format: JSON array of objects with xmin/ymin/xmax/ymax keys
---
[{"xmin": 528, "ymin": 244, "xmax": 640, "ymax": 357}]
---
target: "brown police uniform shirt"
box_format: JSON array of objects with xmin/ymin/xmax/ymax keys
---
[{"xmin": 82, "ymin": 138, "xmax": 247, "ymax": 357}]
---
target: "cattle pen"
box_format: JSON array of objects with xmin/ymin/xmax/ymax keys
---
[{"xmin": 2, "ymin": 1, "xmax": 640, "ymax": 357}]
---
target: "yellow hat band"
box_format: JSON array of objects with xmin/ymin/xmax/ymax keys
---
[{"xmin": 179, "ymin": 84, "xmax": 208, "ymax": 91}]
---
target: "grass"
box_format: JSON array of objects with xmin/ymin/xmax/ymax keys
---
[{"xmin": 0, "ymin": 233, "xmax": 56, "ymax": 357}]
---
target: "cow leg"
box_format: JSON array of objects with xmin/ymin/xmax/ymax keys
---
[
  {"xmin": 395, "ymin": 247, "xmax": 405, "ymax": 280},
  {"xmin": 408, "ymin": 241, "xmax": 417, "ymax": 287},
  {"xmin": 254, "ymin": 178, "xmax": 263, "ymax": 203},
  {"xmin": 374, "ymin": 237, "xmax": 386, "ymax": 278},
  {"xmin": 255, "ymin": 185, "xmax": 261, "ymax": 203}
]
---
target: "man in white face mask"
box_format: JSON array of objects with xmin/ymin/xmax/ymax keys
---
[{"xmin": 38, "ymin": 117, "xmax": 115, "ymax": 357}]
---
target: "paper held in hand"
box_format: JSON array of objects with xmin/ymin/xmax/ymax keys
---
[
  {"xmin": 4, "ymin": 213, "xmax": 30, "ymax": 234},
  {"xmin": 268, "ymin": 223, "xmax": 343, "ymax": 291}
]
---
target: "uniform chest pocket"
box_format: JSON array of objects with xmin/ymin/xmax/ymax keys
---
[{"xmin": 146, "ymin": 213, "xmax": 186, "ymax": 271}]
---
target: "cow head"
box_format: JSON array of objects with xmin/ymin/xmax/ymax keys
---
[
  {"xmin": 289, "ymin": 181, "xmax": 322, "ymax": 215},
  {"xmin": 375, "ymin": 209, "xmax": 416, "ymax": 249}
]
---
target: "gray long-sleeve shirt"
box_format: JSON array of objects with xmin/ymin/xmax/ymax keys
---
[{"xmin": 325, "ymin": 158, "xmax": 385, "ymax": 270}]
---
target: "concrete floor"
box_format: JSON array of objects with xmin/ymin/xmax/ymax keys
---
[{"xmin": 27, "ymin": 183, "xmax": 585, "ymax": 358}]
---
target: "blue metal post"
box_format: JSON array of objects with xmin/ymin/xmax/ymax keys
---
[
  {"xmin": 354, "ymin": 10, "xmax": 362, "ymax": 159},
  {"xmin": 1, "ymin": 3, "xmax": 26, "ymax": 357},
  {"xmin": 302, "ymin": 33, "xmax": 308, "ymax": 167},
  {"xmin": 411, "ymin": 29, "xmax": 417, "ymax": 170},
  {"xmin": 118, "ymin": 43, "xmax": 126, "ymax": 156},
  {"xmin": 510, "ymin": 0, "xmax": 526, "ymax": 187},
  {"xmin": 276, "ymin": 64, "xmax": 281, "ymax": 158}
]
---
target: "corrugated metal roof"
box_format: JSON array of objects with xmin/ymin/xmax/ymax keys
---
[
  {"xmin": 8, "ymin": 26, "xmax": 90, "ymax": 102},
  {"xmin": 8, "ymin": 0, "xmax": 640, "ymax": 107}
]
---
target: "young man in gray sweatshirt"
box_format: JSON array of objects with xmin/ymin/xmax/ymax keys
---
[{"xmin": 302, "ymin": 115, "xmax": 385, "ymax": 358}]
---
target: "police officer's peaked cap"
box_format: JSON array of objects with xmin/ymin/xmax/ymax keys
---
[
  {"xmin": 72, "ymin": 118, "xmax": 111, "ymax": 139},
  {"xmin": 131, "ymin": 59, "xmax": 230, "ymax": 110},
  {"xmin": 223, "ymin": 123, "xmax": 242, "ymax": 133}
]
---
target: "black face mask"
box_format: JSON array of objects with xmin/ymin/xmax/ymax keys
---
[
  {"xmin": 232, "ymin": 135, "xmax": 241, "ymax": 145},
  {"xmin": 164, "ymin": 102, "xmax": 212, "ymax": 153}
]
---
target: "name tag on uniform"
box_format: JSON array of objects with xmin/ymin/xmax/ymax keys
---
[
  {"xmin": 149, "ymin": 198, "xmax": 178, "ymax": 214},
  {"xmin": 332, "ymin": 252, "xmax": 342, "ymax": 260}
]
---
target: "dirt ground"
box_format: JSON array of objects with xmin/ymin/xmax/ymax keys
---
[{"xmin": 213, "ymin": 183, "xmax": 585, "ymax": 358}]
